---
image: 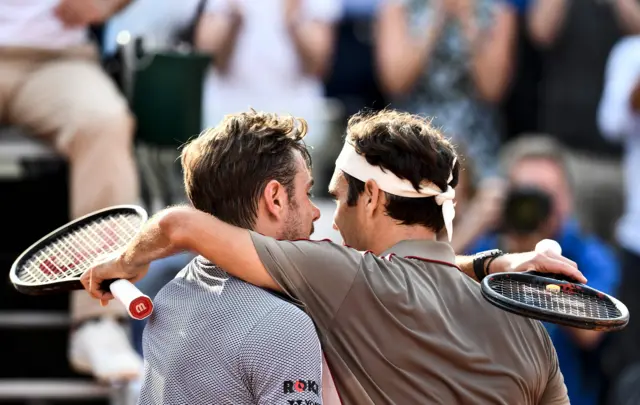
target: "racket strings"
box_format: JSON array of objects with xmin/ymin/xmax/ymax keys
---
[
  {"xmin": 16, "ymin": 213, "xmax": 144, "ymax": 284},
  {"xmin": 489, "ymin": 279, "xmax": 621, "ymax": 320}
]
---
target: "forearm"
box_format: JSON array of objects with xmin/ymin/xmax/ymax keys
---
[
  {"xmin": 528, "ymin": 0, "xmax": 569, "ymax": 47},
  {"xmin": 614, "ymin": 0, "xmax": 640, "ymax": 34},
  {"xmin": 119, "ymin": 210, "xmax": 185, "ymax": 269},
  {"xmin": 158, "ymin": 206, "xmax": 279, "ymax": 290},
  {"xmin": 288, "ymin": 21, "xmax": 335, "ymax": 78},
  {"xmin": 455, "ymin": 253, "xmax": 515, "ymax": 282},
  {"xmin": 565, "ymin": 328, "xmax": 604, "ymax": 350},
  {"xmin": 195, "ymin": 14, "xmax": 242, "ymax": 73},
  {"xmin": 632, "ymin": 80, "xmax": 640, "ymax": 112},
  {"xmin": 376, "ymin": 4, "xmax": 444, "ymax": 96},
  {"xmin": 465, "ymin": 7, "xmax": 516, "ymax": 102},
  {"xmin": 456, "ymin": 255, "xmax": 482, "ymax": 282}
]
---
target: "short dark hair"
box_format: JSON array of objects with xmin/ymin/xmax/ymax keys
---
[
  {"xmin": 181, "ymin": 109, "xmax": 311, "ymax": 229},
  {"xmin": 343, "ymin": 110, "xmax": 459, "ymax": 233}
]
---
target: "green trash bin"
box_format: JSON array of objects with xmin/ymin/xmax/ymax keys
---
[{"xmin": 132, "ymin": 51, "xmax": 211, "ymax": 147}]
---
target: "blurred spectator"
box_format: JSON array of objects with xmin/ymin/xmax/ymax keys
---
[
  {"xmin": 375, "ymin": 0, "xmax": 517, "ymax": 177},
  {"xmin": 500, "ymin": 0, "xmax": 542, "ymax": 140},
  {"xmin": 324, "ymin": 0, "xmax": 387, "ymax": 117},
  {"xmin": 597, "ymin": 35, "xmax": 640, "ymax": 404},
  {"xmin": 195, "ymin": 0, "xmax": 341, "ymax": 189},
  {"xmin": 467, "ymin": 136, "xmax": 620, "ymax": 405},
  {"xmin": 527, "ymin": 0, "xmax": 640, "ymax": 242},
  {"xmin": 0, "ymin": 0, "xmax": 141, "ymax": 381},
  {"xmin": 102, "ymin": 0, "xmax": 204, "ymax": 55}
]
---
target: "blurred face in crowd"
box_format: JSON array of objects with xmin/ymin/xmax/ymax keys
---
[{"xmin": 505, "ymin": 157, "xmax": 572, "ymax": 251}]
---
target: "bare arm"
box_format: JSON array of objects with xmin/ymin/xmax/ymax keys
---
[
  {"xmin": 287, "ymin": 21, "xmax": 336, "ymax": 78},
  {"xmin": 633, "ymin": 79, "xmax": 640, "ymax": 112},
  {"xmin": 375, "ymin": 1, "xmax": 446, "ymax": 96},
  {"xmin": 82, "ymin": 206, "xmax": 278, "ymax": 300},
  {"xmin": 160, "ymin": 207, "xmax": 280, "ymax": 290},
  {"xmin": 565, "ymin": 329, "xmax": 603, "ymax": 350},
  {"xmin": 195, "ymin": 11, "xmax": 243, "ymax": 74},
  {"xmin": 82, "ymin": 206, "xmax": 585, "ymax": 300},
  {"xmin": 461, "ymin": 3, "xmax": 517, "ymax": 102},
  {"xmin": 455, "ymin": 251, "xmax": 586, "ymax": 283},
  {"xmin": 527, "ymin": 0, "xmax": 570, "ymax": 47},
  {"xmin": 614, "ymin": 0, "xmax": 640, "ymax": 34},
  {"xmin": 119, "ymin": 211, "xmax": 185, "ymax": 271},
  {"xmin": 54, "ymin": 0, "xmax": 135, "ymax": 26}
]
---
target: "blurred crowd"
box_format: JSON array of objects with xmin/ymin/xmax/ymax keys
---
[{"xmin": 1, "ymin": 0, "xmax": 639, "ymax": 404}]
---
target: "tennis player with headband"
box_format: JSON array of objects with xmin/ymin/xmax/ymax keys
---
[{"xmin": 84, "ymin": 110, "xmax": 581, "ymax": 404}]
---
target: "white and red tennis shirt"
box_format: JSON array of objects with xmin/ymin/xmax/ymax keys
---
[{"xmin": 138, "ymin": 256, "xmax": 324, "ymax": 404}]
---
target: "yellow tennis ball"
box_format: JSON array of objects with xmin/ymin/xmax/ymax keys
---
[{"xmin": 546, "ymin": 284, "xmax": 561, "ymax": 293}]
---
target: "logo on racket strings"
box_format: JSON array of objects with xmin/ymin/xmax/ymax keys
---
[{"xmin": 39, "ymin": 225, "xmax": 122, "ymax": 277}]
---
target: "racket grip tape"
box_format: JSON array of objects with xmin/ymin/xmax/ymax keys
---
[{"xmin": 102, "ymin": 279, "xmax": 153, "ymax": 320}]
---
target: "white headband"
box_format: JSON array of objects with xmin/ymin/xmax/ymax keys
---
[{"xmin": 335, "ymin": 142, "xmax": 457, "ymax": 241}]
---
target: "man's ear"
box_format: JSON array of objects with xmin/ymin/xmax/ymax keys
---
[
  {"xmin": 363, "ymin": 179, "xmax": 383, "ymax": 217},
  {"xmin": 262, "ymin": 180, "xmax": 287, "ymax": 219}
]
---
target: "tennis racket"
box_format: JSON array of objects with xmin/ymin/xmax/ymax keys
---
[
  {"xmin": 9, "ymin": 205, "xmax": 153, "ymax": 320},
  {"xmin": 481, "ymin": 239, "xmax": 629, "ymax": 331}
]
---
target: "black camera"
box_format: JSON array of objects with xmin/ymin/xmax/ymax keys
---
[{"xmin": 502, "ymin": 187, "xmax": 553, "ymax": 234}]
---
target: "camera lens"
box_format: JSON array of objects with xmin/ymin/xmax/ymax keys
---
[{"xmin": 503, "ymin": 187, "xmax": 552, "ymax": 234}]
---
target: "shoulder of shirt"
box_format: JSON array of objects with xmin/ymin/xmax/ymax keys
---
[{"xmin": 245, "ymin": 300, "xmax": 316, "ymax": 340}]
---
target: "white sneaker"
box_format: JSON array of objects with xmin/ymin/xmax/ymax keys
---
[{"xmin": 69, "ymin": 317, "xmax": 143, "ymax": 382}]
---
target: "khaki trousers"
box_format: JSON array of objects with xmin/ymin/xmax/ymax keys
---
[{"xmin": 0, "ymin": 45, "xmax": 139, "ymax": 321}]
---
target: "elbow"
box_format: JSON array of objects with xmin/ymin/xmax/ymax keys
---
[
  {"xmin": 383, "ymin": 79, "xmax": 412, "ymax": 97},
  {"xmin": 528, "ymin": 20, "xmax": 556, "ymax": 48},
  {"xmin": 378, "ymin": 68, "xmax": 413, "ymax": 97},
  {"xmin": 305, "ymin": 57, "xmax": 332, "ymax": 80},
  {"xmin": 476, "ymin": 75, "xmax": 510, "ymax": 103},
  {"xmin": 478, "ymin": 86, "xmax": 504, "ymax": 104},
  {"xmin": 571, "ymin": 329, "xmax": 604, "ymax": 351},
  {"xmin": 530, "ymin": 31, "xmax": 555, "ymax": 48},
  {"xmin": 157, "ymin": 208, "xmax": 192, "ymax": 250}
]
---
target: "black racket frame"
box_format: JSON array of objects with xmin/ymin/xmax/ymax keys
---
[
  {"xmin": 9, "ymin": 205, "xmax": 147, "ymax": 296},
  {"xmin": 481, "ymin": 272, "xmax": 629, "ymax": 331}
]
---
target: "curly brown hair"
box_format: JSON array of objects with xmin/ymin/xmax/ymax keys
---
[
  {"xmin": 181, "ymin": 109, "xmax": 311, "ymax": 229},
  {"xmin": 343, "ymin": 109, "xmax": 459, "ymax": 232}
]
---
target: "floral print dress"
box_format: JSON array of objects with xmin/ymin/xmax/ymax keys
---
[{"xmin": 391, "ymin": 0, "xmax": 503, "ymax": 177}]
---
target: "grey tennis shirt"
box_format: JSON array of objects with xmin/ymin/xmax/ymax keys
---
[
  {"xmin": 250, "ymin": 232, "xmax": 569, "ymax": 405},
  {"xmin": 138, "ymin": 256, "xmax": 323, "ymax": 405}
]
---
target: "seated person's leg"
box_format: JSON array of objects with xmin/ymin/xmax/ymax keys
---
[{"xmin": 7, "ymin": 52, "xmax": 141, "ymax": 381}]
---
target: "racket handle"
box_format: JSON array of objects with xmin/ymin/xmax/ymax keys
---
[{"xmin": 108, "ymin": 279, "xmax": 154, "ymax": 320}]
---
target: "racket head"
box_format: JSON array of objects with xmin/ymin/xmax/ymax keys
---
[
  {"xmin": 10, "ymin": 205, "xmax": 148, "ymax": 295},
  {"xmin": 481, "ymin": 272, "xmax": 629, "ymax": 331}
]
